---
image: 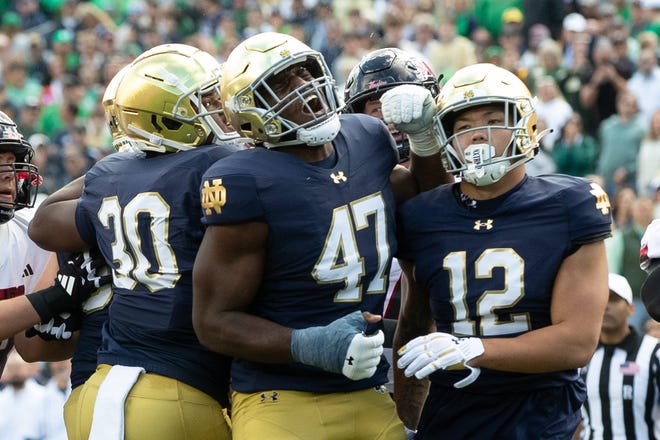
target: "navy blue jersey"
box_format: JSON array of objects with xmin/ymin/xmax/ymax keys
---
[
  {"xmin": 69, "ymin": 308, "xmax": 105, "ymax": 388},
  {"xmin": 200, "ymin": 114, "xmax": 399, "ymax": 393},
  {"xmin": 55, "ymin": 251, "xmax": 111, "ymax": 389},
  {"xmin": 398, "ymin": 174, "xmax": 612, "ymax": 393},
  {"xmin": 75, "ymin": 145, "xmax": 238, "ymax": 404}
]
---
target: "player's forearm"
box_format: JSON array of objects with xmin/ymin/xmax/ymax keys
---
[
  {"xmin": 473, "ymin": 323, "xmax": 599, "ymax": 373},
  {"xmin": 29, "ymin": 199, "xmax": 86, "ymax": 251},
  {"xmin": 14, "ymin": 331, "xmax": 77, "ymax": 362},
  {"xmin": 194, "ymin": 309, "xmax": 295, "ymax": 363},
  {"xmin": 29, "ymin": 177, "xmax": 84, "ymax": 250},
  {"xmin": 391, "ymin": 287, "xmax": 434, "ymax": 427},
  {"xmin": 0, "ymin": 296, "xmax": 41, "ymax": 340},
  {"xmin": 393, "ymin": 350, "xmax": 429, "ymax": 429},
  {"xmin": 409, "ymin": 152, "xmax": 454, "ymax": 192},
  {"xmin": 40, "ymin": 176, "xmax": 85, "ymax": 206}
]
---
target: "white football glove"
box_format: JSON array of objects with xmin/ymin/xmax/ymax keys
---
[
  {"xmin": 397, "ymin": 332, "xmax": 484, "ymax": 388},
  {"xmin": 342, "ymin": 330, "xmax": 385, "ymax": 380},
  {"xmin": 291, "ymin": 310, "xmax": 385, "ymax": 381},
  {"xmin": 380, "ymin": 84, "xmax": 440, "ymax": 157},
  {"xmin": 641, "ymin": 218, "xmax": 660, "ymax": 271}
]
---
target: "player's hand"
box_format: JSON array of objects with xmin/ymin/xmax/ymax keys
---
[
  {"xmin": 26, "ymin": 248, "xmax": 112, "ymax": 322},
  {"xmin": 57, "ymin": 249, "xmax": 112, "ymax": 303},
  {"xmin": 381, "ymin": 84, "xmax": 435, "ymax": 135},
  {"xmin": 291, "ymin": 310, "xmax": 385, "ymax": 381},
  {"xmin": 397, "ymin": 332, "xmax": 484, "ymax": 388},
  {"xmin": 25, "ymin": 311, "xmax": 82, "ymax": 340},
  {"xmin": 640, "ymin": 218, "xmax": 660, "ymax": 272},
  {"xmin": 380, "ymin": 85, "xmax": 440, "ymax": 157}
]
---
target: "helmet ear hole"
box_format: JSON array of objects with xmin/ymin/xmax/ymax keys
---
[{"xmin": 161, "ymin": 117, "xmax": 183, "ymax": 131}]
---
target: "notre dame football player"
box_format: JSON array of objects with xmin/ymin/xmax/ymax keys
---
[{"xmin": 28, "ymin": 44, "xmax": 241, "ymax": 440}]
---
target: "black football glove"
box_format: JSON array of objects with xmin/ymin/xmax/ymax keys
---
[
  {"xmin": 25, "ymin": 310, "xmax": 83, "ymax": 340},
  {"xmin": 26, "ymin": 248, "xmax": 112, "ymax": 323}
]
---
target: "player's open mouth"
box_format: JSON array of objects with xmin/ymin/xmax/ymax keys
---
[{"xmin": 302, "ymin": 94, "xmax": 325, "ymax": 116}]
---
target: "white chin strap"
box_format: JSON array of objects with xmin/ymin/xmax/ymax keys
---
[
  {"xmin": 461, "ymin": 143, "xmax": 509, "ymax": 186},
  {"xmin": 296, "ymin": 114, "xmax": 341, "ymax": 146}
]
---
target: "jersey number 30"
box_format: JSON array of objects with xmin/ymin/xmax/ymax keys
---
[{"xmin": 98, "ymin": 193, "xmax": 180, "ymax": 292}]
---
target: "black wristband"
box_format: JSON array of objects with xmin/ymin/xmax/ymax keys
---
[{"xmin": 25, "ymin": 283, "xmax": 73, "ymax": 322}]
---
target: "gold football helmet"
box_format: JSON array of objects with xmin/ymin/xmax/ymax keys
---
[
  {"xmin": 221, "ymin": 32, "xmax": 341, "ymax": 148},
  {"xmin": 113, "ymin": 43, "xmax": 239, "ymax": 153},
  {"xmin": 102, "ymin": 65, "xmax": 137, "ymax": 153},
  {"xmin": 433, "ymin": 63, "xmax": 540, "ymax": 186}
]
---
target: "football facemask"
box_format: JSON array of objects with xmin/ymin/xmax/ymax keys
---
[
  {"xmin": 222, "ymin": 32, "xmax": 341, "ymax": 148},
  {"xmin": 0, "ymin": 111, "xmax": 40, "ymax": 223},
  {"xmin": 434, "ymin": 64, "xmax": 543, "ymax": 186}
]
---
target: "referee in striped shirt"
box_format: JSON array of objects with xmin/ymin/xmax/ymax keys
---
[{"xmin": 579, "ymin": 273, "xmax": 660, "ymax": 440}]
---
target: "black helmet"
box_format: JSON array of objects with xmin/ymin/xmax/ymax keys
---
[
  {"xmin": 343, "ymin": 47, "xmax": 440, "ymax": 114},
  {"xmin": 343, "ymin": 48, "xmax": 440, "ymax": 162},
  {"xmin": 0, "ymin": 110, "xmax": 41, "ymax": 224}
]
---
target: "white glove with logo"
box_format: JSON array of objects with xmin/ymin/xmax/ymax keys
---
[
  {"xmin": 397, "ymin": 332, "xmax": 484, "ymax": 388},
  {"xmin": 380, "ymin": 84, "xmax": 440, "ymax": 157},
  {"xmin": 342, "ymin": 329, "xmax": 384, "ymax": 380},
  {"xmin": 291, "ymin": 311, "xmax": 384, "ymax": 381}
]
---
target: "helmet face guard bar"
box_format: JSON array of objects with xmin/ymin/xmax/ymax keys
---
[
  {"xmin": 0, "ymin": 162, "xmax": 41, "ymax": 225},
  {"xmin": 234, "ymin": 55, "xmax": 340, "ymax": 144}
]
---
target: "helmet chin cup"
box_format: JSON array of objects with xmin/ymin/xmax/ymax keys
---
[
  {"xmin": 296, "ymin": 114, "xmax": 340, "ymax": 146},
  {"xmin": 461, "ymin": 143, "xmax": 508, "ymax": 186}
]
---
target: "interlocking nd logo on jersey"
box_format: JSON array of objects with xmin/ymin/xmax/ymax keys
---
[
  {"xmin": 589, "ymin": 182, "xmax": 611, "ymax": 215},
  {"xmin": 201, "ymin": 178, "xmax": 226, "ymax": 215}
]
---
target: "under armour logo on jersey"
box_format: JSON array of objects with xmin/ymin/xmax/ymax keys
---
[
  {"xmin": 346, "ymin": 355, "xmax": 355, "ymax": 366},
  {"xmin": 201, "ymin": 178, "xmax": 226, "ymax": 215},
  {"xmin": 589, "ymin": 183, "xmax": 611, "ymax": 215},
  {"xmin": 474, "ymin": 219, "xmax": 493, "ymax": 230},
  {"xmin": 374, "ymin": 385, "xmax": 388, "ymax": 394},
  {"xmin": 260, "ymin": 391, "xmax": 279, "ymax": 402},
  {"xmin": 330, "ymin": 171, "xmax": 347, "ymax": 184},
  {"xmin": 22, "ymin": 263, "xmax": 34, "ymax": 278}
]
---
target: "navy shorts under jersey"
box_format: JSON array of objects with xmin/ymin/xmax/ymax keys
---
[{"xmin": 415, "ymin": 380, "xmax": 585, "ymax": 440}]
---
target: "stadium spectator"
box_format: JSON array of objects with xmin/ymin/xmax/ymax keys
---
[
  {"xmin": 637, "ymin": 110, "xmax": 660, "ymax": 198},
  {"xmin": 552, "ymin": 112, "xmax": 598, "ymax": 177},
  {"xmin": 627, "ymin": 47, "xmax": 660, "ymax": 128},
  {"xmin": 597, "ymin": 91, "xmax": 646, "ymax": 197}
]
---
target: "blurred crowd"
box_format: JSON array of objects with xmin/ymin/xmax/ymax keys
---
[{"xmin": 0, "ymin": 0, "xmax": 658, "ymax": 210}]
